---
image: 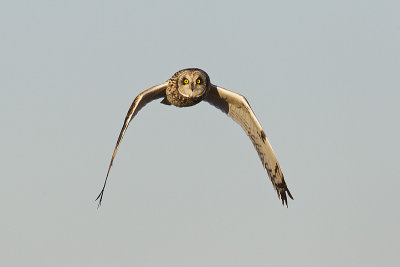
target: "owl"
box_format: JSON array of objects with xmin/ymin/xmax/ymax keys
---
[{"xmin": 96, "ymin": 68, "xmax": 293, "ymax": 207}]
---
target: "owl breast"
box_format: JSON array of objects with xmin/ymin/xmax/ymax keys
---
[{"xmin": 165, "ymin": 84, "xmax": 205, "ymax": 107}]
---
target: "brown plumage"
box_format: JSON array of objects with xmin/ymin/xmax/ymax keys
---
[{"xmin": 96, "ymin": 68, "xmax": 293, "ymax": 207}]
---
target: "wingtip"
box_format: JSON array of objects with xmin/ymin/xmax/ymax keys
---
[
  {"xmin": 96, "ymin": 199, "xmax": 102, "ymax": 209},
  {"xmin": 287, "ymin": 188, "xmax": 294, "ymax": 200},
  {"xmin": 95, "ymin": 190, "xmax": 104, "ymax": 209},
  {"xmin": 281, "ymin": 193, "xmax": 288, "ymax": 207},
  {"xmin": 279, "ymin": 189, "xmax": 293, "ymax": 208}
]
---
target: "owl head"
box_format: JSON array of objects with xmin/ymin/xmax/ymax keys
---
[
  {"xmin": 166, "ymin": 68, "xmax": 211, "ymax": 107},
  {"xmin": 175, "ymin": 68, "xmax": 210, "ymax": 98}
]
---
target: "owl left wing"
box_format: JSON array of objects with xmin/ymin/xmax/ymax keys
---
[
  {"xmin": 204, "ymin": 85, "xmax": 293, "ymax": 206},
  {"xmin": 96, "ymin": 81, "xmax": 168, "ymax": 207}
]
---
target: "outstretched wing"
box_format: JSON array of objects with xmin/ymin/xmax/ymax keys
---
[
  {"xmin": 204, "ymin": 85, "xmax": 293, "ymax": 206},
  {"xmin": 96, "ymin": 82, "xmax": 168, "ymax": 207}
]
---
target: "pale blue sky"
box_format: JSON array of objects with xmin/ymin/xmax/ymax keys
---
[{"xmin": 1, "ymin": 1, "xmax": 399, "ymax": 266}]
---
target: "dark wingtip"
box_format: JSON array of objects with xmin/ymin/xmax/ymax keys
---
[
  {"xmin": 287, "ymin": 188, "xmax": 294, "ymax": 200},
  {"xmin": 279, "ymin": 188, "xmax": 294, "ymax": 208},
  {"xmin": 95, "ymin": 190, "xmax": 104, "ymax": 209},
  {"xmin": 281, "ymin": 192, "xmax": 288, "ymax": 207},
  {"xmin": 96, "ymin": 163, "xmax": 113, "ymax": 209}
]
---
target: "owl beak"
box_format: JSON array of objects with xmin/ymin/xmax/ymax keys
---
[{"xmin": 190, "ymin": 83, "xmax": 195, "ymax": 91}]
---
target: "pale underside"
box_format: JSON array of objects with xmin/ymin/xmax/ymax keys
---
[{"xmin": 96, "ymin": 82, "xmax": 293, "ymax": 207}]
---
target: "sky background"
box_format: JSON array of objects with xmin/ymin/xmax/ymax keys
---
[{"xmin": 1, "ymin": 0, "xmax": 399, "ymax": 266}]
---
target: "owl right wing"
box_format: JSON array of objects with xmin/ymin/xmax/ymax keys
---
[
  {"xmin": 96, "ymin": 81, "xmax": 169, "ymax": 207},
  {"xmin": 204, "ymin": 85, "xmax": 293, "ymax": 206}
]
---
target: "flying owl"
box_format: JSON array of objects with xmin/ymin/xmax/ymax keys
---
[{"xmin": 96, "ymin": 68, "xmax": 293, "ymax": 207}]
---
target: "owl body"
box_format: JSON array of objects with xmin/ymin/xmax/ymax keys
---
[{"xmin": 163, "ymin": 68, "xmax": 211, "ymax": 107}]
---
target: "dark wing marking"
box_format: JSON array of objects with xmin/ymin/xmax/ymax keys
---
[
  {"xmin": 204, "ymin": 85, "xmax": 293, "ymax": 206},
  {"xmin": 96, "ymin": 82, "xmax": 168, "ymax": 207}
]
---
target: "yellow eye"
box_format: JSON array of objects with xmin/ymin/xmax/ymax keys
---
[
  {"xmin": 196, "ymin": 78, "xmax": 201, "ymax": 84},
  {"xmin": 184, "ymin": 79, "xmax": 189, "ymax": 84}
]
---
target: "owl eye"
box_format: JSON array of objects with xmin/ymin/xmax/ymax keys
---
[
  {"xmin": 196, "ymin": 78, "xmax": 201, "ymax": 84},
  {"xmin": 183, "ymin": 79, "xmax": 189, "ymax": 84}
]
